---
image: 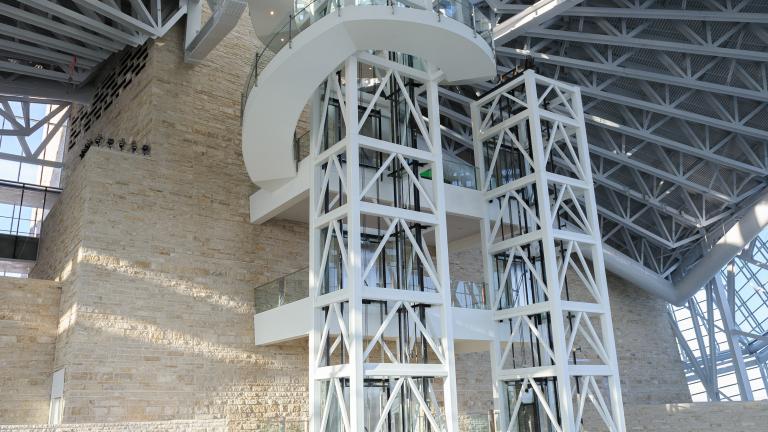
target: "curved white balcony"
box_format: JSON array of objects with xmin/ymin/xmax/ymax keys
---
[{"xmin": 241, "ymin": 0, "xmax": 496, "ymax": 187}]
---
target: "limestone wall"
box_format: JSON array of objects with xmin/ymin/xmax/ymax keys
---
[
  {"xmin": 625, "ymin": 401, "xmax": 768, "ymax": 432},
  {"xmin": 54, "ymin": 148, "xmax": 309, "ymax": 425},
  {"xmin": 0, "ymin": 420, "xmax": 226, "ymax": 432},
  {"xmin": 0, "ymin": 277, "xmax": 61, "ymax": 424},
  {"xmin": 29, "ymin": 14, "xmax": 311, "ymax": 427},
  {"xmin": 605, "ymin": 273, "xmax": 691, "ymax": 405}
]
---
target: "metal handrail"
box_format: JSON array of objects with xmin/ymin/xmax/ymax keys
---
[
  {"xmin": 254, "ymin": 266, "xmax": 310, "ymax": 291},
  {"xmin": 293, "ymin": 130, "xmax": 311, "ymax": 169},
  {"xmin": 254, "ymin": 267, "xmax": 310, "ymax": 314},
  {"xmin": 241, "ymin": 0, "xmax": 338, "ymax": 118},
  {"xmin": 240, "ymin": 0, "xmax": 494, "ymax": 118}
]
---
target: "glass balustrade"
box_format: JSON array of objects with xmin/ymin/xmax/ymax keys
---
[
  {"xmin": 451, "ymin": 280, "xmax": 488, "ymax": 310},
  {"xmin": 293, "ymin": 130, "xmax": 311, "ymax": 170},
  {"xmin": 293, "ymin": 132, "xmax": 478, "ymax": 190},
  {"xmin": 241, "ymin": 0, "xmax": 494, "ymax": 113},
  {"xmin": 254, "ymin": 267, "xmax": 310, "ymax": 314},
  {"xmin": 255, "ymin": 268, "xmax": 488, "ymax": 313},
  {"xmin": 420, "ymin": 158, "xmax": 478, "ymax": 189}
]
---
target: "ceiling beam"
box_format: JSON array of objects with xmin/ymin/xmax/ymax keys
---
[
  {"xmin": 596, "ymin": 204, "xmax": 697, "ymax": 249},
  {"xmin": 589, "ymin": 145, "xmax": 734, "ymax": 203},
  {"xmin": 494, "ymin": 5, "xmax": 768, "ymax": 23},
  {"xmin": 69, "ymin": 0, "xmax": 159, "ymax": 35},
  {"xmin": 496, "ymin": 47, "xmax": 768, "ymax": 103},
  {"xmin": 524, "ymin": 28, "xmax": 768, "ymax": 62},
  {"xmin": 0, "ymin": 77, "xmax": 93, "ymax": 103},
  {"xmin": 593, "ymin": 174, "xmax": 704, "ymax": 227},
  {"xmin": 0, "ymin": 3, "xmax": 125, "ymax": 52},
  {"xmin": 581, "ymin": 87, "xmax": 768, "ymax": 141},
  {"xmin": 585, "ymin": 114, "xmax": 768, "ymax": 176},
  {"xmin": 0, "ymin": 39, "xmax": 99, "ymax": 69},
  {"xmin": 494, "ymin": 0, "xmax": 583, "ymax": 45},
  {"xmin": 18, "ymin": 0, "xmax": 144, "ymax": 46},
  {"xmin": 0, "ymin": 60, "xmax": 87, "ymax": 84},
  {"xmin": 0, "ymin": 22, "xmax": 110, "ymax": 62}
]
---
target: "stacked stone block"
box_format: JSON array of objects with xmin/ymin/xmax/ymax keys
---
[{"xmin": 0, "ymin": 278, "xmax": 61, "ymax": 423}]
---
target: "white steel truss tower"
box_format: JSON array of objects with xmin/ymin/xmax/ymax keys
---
[
  {"xmin": 308, "ymin": 53, "xmax": 459, "ymax": 432},
  {"xmin": 471, "ymin": 70, "xmax": 626, "ymax": 432}
]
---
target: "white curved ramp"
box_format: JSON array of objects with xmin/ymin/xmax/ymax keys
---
[{"xmin": 242, "ymin": 5, "xmax": 495, "ymax": 186}]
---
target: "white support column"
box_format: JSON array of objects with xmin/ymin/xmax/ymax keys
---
[
  {"xmin": 308, "ymin": 87, "xmax": 323, "ymax": 432},
  {"xmin": 343, "ymin": 56, "xmax": 366, "ymax": 432},
  {"xmin": 426, "ymin": 63, "xmax": 460, "ymax": 432},
  {"xmin": 572, "ymin": 84, "xmax": 626, "ymax": 427},
  {"xmin": 472, "ymin": 70, "xmax": 625, "ymax": 432},
  {"xmin": 712, "ymin": 274, "xmax": 754, "ymax": 400},
  {"xmin": 308, "ymin": 53, "xmax": 459, "ymax": 431},
  {"xmin": 472, "ymin": 101, "xmax": 509, "ymax": 432},
  {"xmin": 525, "ymin": 73, "xmax": 576, "ymax": 431}
]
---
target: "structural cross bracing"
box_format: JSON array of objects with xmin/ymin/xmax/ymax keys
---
[
  {"xmin": 428, "ymin": 0, "xmax": 768, "ymax": 283},
  {"xmin": 0, "ymin": 0, "xmax": 188, "ymax": 98},
  {"xmin": 472, "ymin": 69, "xmax": 625, "ymax": 432},
  {"xmin": 670, "ymin": 231, "xmax": 768, "ymax": 402}
]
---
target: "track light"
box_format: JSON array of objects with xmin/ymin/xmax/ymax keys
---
[
  {"xmin": 80, "ymin": 138, "xmax": 93, "ymax": 159},
  {"xmin": 78, "ymin": 134, "xmax": 152, "ymax": 159}
]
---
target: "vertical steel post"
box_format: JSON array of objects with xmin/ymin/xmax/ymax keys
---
[
  {"xmin": 713, "ymin": 275, "xmax": 753, "ymax": 400},
  {"xmin": 426, "ymin": 62, "xmax": 460, "ymax": 432},
  {"xmin": 307, "ymin": 86, "xmax": 323, "ymax": 432},
  {"xmin": 343, "ymin": 55, "xmax": 365, "ymax": 432},
  {"xmin": 471, "ymin": 97, "xmax": 510, "ymax": 432}
]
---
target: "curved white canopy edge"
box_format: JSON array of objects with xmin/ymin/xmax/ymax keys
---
[{"xmin": 242, "ymin": 6, "xmax": 495, "ymax": 186}]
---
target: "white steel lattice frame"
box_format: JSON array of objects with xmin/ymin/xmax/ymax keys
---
[
  {"xmin": 0, "ymin": 98, "xmax": 68, "ymax": 169},
  {"xmin": 0, "ymin": 0, "xmax": 244, "ymax": 101},
  {"xmin": 308, "ymin": 53, "xmax": 459, "ymax": 432},
  {"xmin": 471, "ymin": 70, "xmax": 624, "ymax": 432},
  {"xmin": 669, "ymin": 232, "xmax": 768, "ymax": 401},
  {"xmin": 0, "ymin": 0, "xmax": 188, "ymax": 88}
]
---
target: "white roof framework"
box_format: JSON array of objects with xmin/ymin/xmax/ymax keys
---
[
  {"xmin": 0, "ymin": 0, "xmax": 188, "ymax": 179},
  {"xmin": 0, "ymin": 0, "xmax": 249, "ymax": 177},
  {"xmin": 670, "ymin": 231, "xmax": 768, "ymax": 401},
  {"xmin": 0, "ymin": 0, "xmax": 188, "ymax": 100},
  {"xmin": 0, "ymin": 97, "xmax": 68, "ymax": 170},
  {"xmin": 435, "ymin": 0, "xmax": 768, "ymax": 280}
]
